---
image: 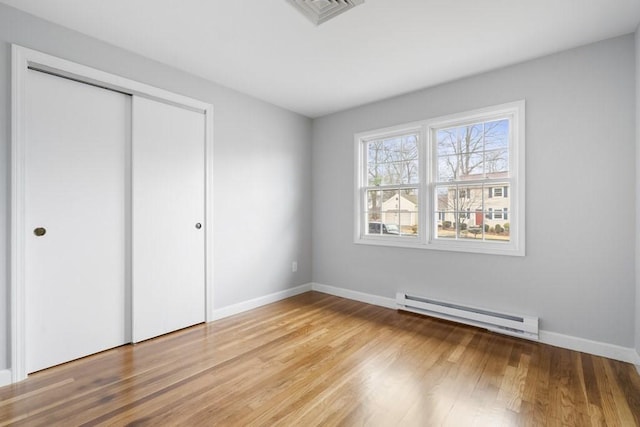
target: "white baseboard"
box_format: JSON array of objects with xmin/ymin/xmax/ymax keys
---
[
  {"xmin": 207, "ymin": 281, "xmax": 639, "ymax": 366},
  {"xmin": 310, "ymin": 283, "xmax": 396, "ymax": 309},
  {"xmin": 210, "ymin": 283, "xmax": 312, "ymax": 321},
  {"xmin": 310, "ymin": 282, "xmax": 640, "ymax": 366},
  {"xmin": 0, "ymin": 369, "xmax": 11, "ymax": 387},
  {"xmin": 538, "ymin": 331, "xmax": 640, "ymax": 365}
]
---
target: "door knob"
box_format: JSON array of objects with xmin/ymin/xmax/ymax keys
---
[
  {"xmin": 33, "ymin": 227, "xmax": 47, "ymax": 236},
  {"xmin": 195, "ymin": 223, "xmax": 202, "ymax": 229}
]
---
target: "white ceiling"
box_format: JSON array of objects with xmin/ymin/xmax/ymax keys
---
[{"xmin": 2, "ymin": 0, "xmax": 639, "ymax": 118}]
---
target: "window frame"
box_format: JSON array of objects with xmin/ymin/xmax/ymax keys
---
[
  {"xmin": 354, "ymin": 100, "xmax": 525, "ymax": 256},
  {"xmin": 354, "ymin": 122, "xmax": 425, "ymax": 246}
]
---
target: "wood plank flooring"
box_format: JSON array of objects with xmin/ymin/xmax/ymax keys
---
[{"xmin": 1, "ymin": 291, "xmax": 639, "ymax": 426}]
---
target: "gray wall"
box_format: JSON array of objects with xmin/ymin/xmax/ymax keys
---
[
  {"xmin": 636, "ymin": 26, "xmax": 640, "ymax": 356},
  {"xmin": 312, "ymin": 35, "xmax": 636, "ymax": 347},
  {"xmin": 0, "ymin": 4, "xmax": 313, "ymax": 370}
]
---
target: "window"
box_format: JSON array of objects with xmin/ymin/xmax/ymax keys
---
[
  {"xmin": 361, "ymin": 130, "xmax": 420, "ymax": 237},
  {"xmin": 354, "ymin": 101, "xmax": 525, "ymax": 256}
]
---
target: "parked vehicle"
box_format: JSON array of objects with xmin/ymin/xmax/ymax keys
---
[{"xmin": 368, "ymin": 222, "xmax": 400, "ymax": 235}]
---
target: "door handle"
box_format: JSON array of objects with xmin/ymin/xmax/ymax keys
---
[
  {"xmin": 33, "ymin": 227, "xmax": 47, "ymax": 237},
  {"xmin": 195, "ymin": 223, "xmax": 202, "ymax": 229}
]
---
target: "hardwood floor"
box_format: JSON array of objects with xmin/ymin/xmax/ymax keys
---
[{"xmin": 1, "ymin": 291, "xmax": 639, "ymax": 426}]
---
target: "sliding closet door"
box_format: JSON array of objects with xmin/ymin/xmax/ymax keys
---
[
  {"xmin": 24, "ymin": 69, "xmax": 130, "ymax": 373},
  {"xmin": 132, "ymin": 96, "xmax": 205, "ymax": 342}
]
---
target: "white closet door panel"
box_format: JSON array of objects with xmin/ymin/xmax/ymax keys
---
[
  {"xmin": 24, "ymin": 70, "xmax": 129, "ymax": 373},
  {"xmin": 132, "ymin": 96, "xmax": 205, "ymax": 342}
]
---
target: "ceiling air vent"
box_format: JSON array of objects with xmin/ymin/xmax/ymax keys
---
[{"xmin": 286, "ymin": 0, "xmax": 364, "ymax": 25}]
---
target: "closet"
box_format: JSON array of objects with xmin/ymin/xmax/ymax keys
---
[{"xmin": 18, "ymin": 48, "xmax": 209, "ymax": 374}]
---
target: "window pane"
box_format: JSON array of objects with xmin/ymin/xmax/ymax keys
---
[
  {"xmin": 463, "ymin": 223, "xmax": 484, "ymax": 240},
  {"xmin": 484, "ymin": 181, "xmax": 510, "ymax": 241},
  {"xmin": 485, "ymin": 218, "xmax": 510, "ymax": 242},
  {"xmin": 365, "ymin": 191, "xmax": 382, "ymax": 235},
  {"xmin": 398, "ymin": 188, "xmax": 418, "ymax": 210},
  {"xmin": 436, "ymin": 128, "xmax": 458, "ymax": 155},
  {"xmin": 486, "ymin": 184, "xmax": 509, "ymax": 219},
  {"xmin": 436, "ymin": 185, "xmax": 485, "ymax": 213},
  {"xmin": 437, "ymin": 212, "xmax": 456, "ymax": 239},
  {"xmin": 466, "ymin": 153, "xmax": 484, "ymax": 178},
  {"xmin": 436, "ymin": 124, "xmax": 484, "ymax": 180},
  {"xmin": 436, "ymin": 185, "xmax": 454, "ymax": 211},
  {"xmin": 367, "ymin": 190, "xmax": 382, "ymax": 213},
  {"xmin": 436, "ymin": 119, "xmax": 511, "ymax": 179},
  {"xmin": 485, "ymin": 149, "xmax": 509, "ymax": 175},
  {"xmin": 382, "ymin": 190, "xmax": 399, "ymax": 209},
  {"xmin": 403, "ymin": 160, "xmax": 420, "ymax": 184},
  {"xmin": 378, "ymin": 188, "xmax": 419, "ymax": 237},
  {"xmin": 399, "ymin": 189, "xmax": 418, "ymax": 236},
  {"xmin": 367, "ymin": 134, "xmax": 419, "ymax": 186},
  {"xmin": 437, "ymin": 155, "xmax": 458, "ymax": 181},
  {"xmin": 436, "ymin": 125, "xmax": 483, "ymax": 156},
  {"xmin": 367, "ymin": 154, "xmax": 384, "ymax": 186},
  {"xmin": 400, "ymin": 214, "xmax": 418, "ymax": 236},
  {"xmin": 484, "ymin": 119, "xmax": 509, "ymax": 151},
  {"xmin": 437, "ymin": 148, "xmax": 484, "ymax": 181},
  {"xmin": 457, "ymin": 185, "xmax": 483, "ymax": 214},
  {"xmin": 484, "ymin": 120, "xmax": 509, "ymax": 175},
  {"xmin": 367, "ymin": 213, "xmax": 383, "ymax": 235}
]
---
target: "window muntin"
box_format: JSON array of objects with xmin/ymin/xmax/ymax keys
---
[{"xmin": 355, "ymin": 101, "xmax": 524, "ymax": 256}]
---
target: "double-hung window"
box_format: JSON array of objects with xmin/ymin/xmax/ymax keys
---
[
  {"xmin": 359, "ymin": 126, "xmax": 422, "ymax": 239},
  {"xmin": 355, "ymin": 101, "xmax": 525, "ymax": 256}
]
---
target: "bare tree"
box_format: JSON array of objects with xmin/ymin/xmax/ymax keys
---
[{"xmin": 437, "ymin": 120, "xmax": 507, "ymax": 180}]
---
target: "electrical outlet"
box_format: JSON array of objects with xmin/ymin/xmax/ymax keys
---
[{"xmin": 292, "ymin": 261, "xmax": 298, "ymax": 272}]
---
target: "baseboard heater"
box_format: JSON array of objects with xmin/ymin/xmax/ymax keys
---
[{"xmin": 396, "ymin": 292, "xmax": 539, "ymax": 341}]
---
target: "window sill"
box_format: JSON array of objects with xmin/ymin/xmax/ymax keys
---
[{"xmin": 354, "ymin": 236, "xmax": 524, "ymax": 256}]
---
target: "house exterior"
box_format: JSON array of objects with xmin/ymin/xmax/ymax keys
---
[
  {"xmin": 369, "ymin": 175, "xmax": 510, "ymax": 238},
  {"xmin": 437, "ymin": 172, "xmax": 510, "ymax": 238},
  {"xmin": 380, "ymin": 192, "xmax": 418, "ymax": 232}
]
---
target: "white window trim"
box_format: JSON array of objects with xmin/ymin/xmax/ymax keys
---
[
  {"xmin": 354, "ymin": 100, "xmax": 525, "ymax": 256},
  {"xmin": 353, "ymin": 121, "xmax": 426, "ymax": 247}
]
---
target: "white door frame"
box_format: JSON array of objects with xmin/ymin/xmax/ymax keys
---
[{"xmin": 10, "ymin": 45, "xmax": 215, "ymax": 383}]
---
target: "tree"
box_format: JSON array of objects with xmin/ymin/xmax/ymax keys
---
[{"xmin": 437, "ymin": 120, "xmax": 508, "ymax": 180}]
